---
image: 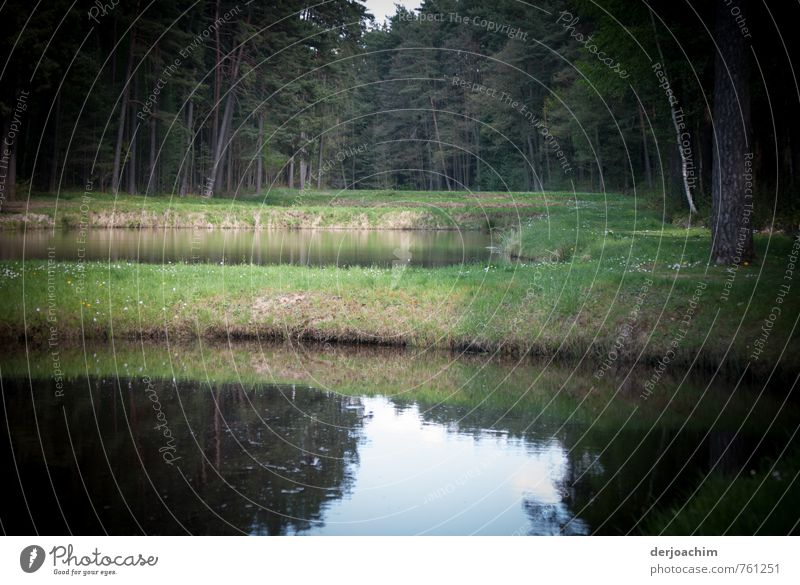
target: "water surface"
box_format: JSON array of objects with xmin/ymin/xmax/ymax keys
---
[
  {"xmin": 1, "ymin": 341, "xmax": 794, "ymax": 535},
  {"xmin": 0, "ymin": 228, "xmax": 497, "ymax": 267}
]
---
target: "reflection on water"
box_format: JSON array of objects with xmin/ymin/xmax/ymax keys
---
[
  {"xmin": 314, "ymin": 397, "xmax": 587, "ymax": 535},
  {"xmin": 0, "ymin": 228, "xmax": 497, "ymax": 267},
  {"xmin": 0, "ymin": 341, "xmax": 796, "ymax": 535}
]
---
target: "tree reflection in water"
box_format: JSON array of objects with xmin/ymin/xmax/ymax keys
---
[{"xmin": 1, "ymin": 377, "xmax": 365, "ymax": 535}]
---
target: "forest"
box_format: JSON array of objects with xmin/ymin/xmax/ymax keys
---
[{"xmin": 2, "ymin": 1, "xmax": 797, "ymax": 242}]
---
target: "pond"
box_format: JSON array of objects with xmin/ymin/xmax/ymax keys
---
[
  {"xmin": 0, "ymin": 228, "xmax": 499, "ymax": 267},
  {"xmin": 1, "ymin": 341, "xmax": 794, "ymax": 535}
]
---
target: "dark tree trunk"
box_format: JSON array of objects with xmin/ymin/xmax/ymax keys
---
[
  {"xmin": 148, "ymin": 107, "xmax": 157, "ymax": 194},
  {"xmin": 299, "ymin": 131, "xmax": 307, "ymax": 190},
  {"xmin": 180, "ymin": 99, "xmax": 194, "ymax": 196},
  {"xmin": 112, "ymin": 29, "xmax": 136, "ymax": 194},
  {"xmin": 212, "ymin": 0, "xmax": 221, "ymax": 151},
  {"xmin": 474, "ymin": 122, "xmax": 481, "ymax": 189},
  {"xmin": 638, "ymin": 103, "xmax": 653, "ymax": 189},
  {"xmin": 207, "ymin": 90, "xmax": 234, "ymax": 196},
  {"xmin": 256, "ymin": 112, "xmax": 264, "ymax": 194},
  {"xmin": 3, "ymin": 118, "xmax": 16, "ymax": 202},
  {"xmin": 594, "ymin": 125, "xmax": 604, "ymax": 191},
  {"xmin": 127, "ymin": 73, "xmax": 139, "ymax": 194},
  {"xmin": 543, "ymin": 106, "xmax": 551, "ymax": 186},
  {"xmin": 429, "ymin": 96, "xmax": 451, "ymax": 191},
  {"xmin": 49, "ymin": 94, "xmax": 61, "ymax": 194},
  {"xmin": 317, "ymin": 134, "xmax": 324, "ymax": 190},
  {"xmin": 711, "ymin": 0, "xmax": 754, "ymax": 264},
  {"xmin": 225, "ymin": 144, "xmax": 232, "ymax": 194},
  {"xmin": 206, "ymin": 39, "xmax": 246, "ymax": 197}
]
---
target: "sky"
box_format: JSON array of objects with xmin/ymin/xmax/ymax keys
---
[{"xmin": 363, "ymin": 0, "xmax": 422, "ymax": 23}]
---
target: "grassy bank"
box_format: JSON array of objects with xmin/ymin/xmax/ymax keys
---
[
  {"xmin": 0, "ymin": 189, "xmax": 548, "ymax": 230},
  {"xmin": 0, "ymin": 240, "xmax": 797, "ymax": 376},
  {"xmin": 1, "ymin": 189, "xmax": 798, "ymax": 376}
]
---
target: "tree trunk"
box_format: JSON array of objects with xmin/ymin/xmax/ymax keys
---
[
  {"xmin": 542, "ymin": 107, "xmax": 552, "ymax": 186},
  {"xmin": 711, "ymin": 0, "xmax": 753, "ymax": 264},
  {"xmin": 3, "ymin": 118, "xmax": 16, "ymax": 202},
  {"xmin": 256, "ymin": 112, "xmax": 264, "ymax": 194},
  {"xmin": 474, "ymin": 122, "xmax": 481, "ymax": 189},
  {"xmin": 207, "ymin": 89, "xmax": 234, "ymax": 196},
  {"xmin": 112, "ymin": 29, "xmax": 136, "ymax": 193},
  {"xmin": 225, "ymin": 143, "xmax": 232, "ymax": 194},
  {"xmin": 697, "ymin": 117, "xmax": 708, "ymax": 197},
  {"xmin": 148, "ymin": 106, "xmax": 157, "ymax": 194},
  {"xmin": 205, "ymin": 39, "xmax": 246, "ymax": 197},
  {"xmin": 49, "ymin": 94, "xmax": 61, "ymax": 193},
  {"xmin": 288, "ymin": 157, "xmax": 294, "ymax": 188},
  {"xmin": 638, "ymin": 103, "xmax": 653, "ymax": 189},
  {"xmin": 429, "ymin": 96, "xmax": 451, "ymax": 191},
  {"xmin": 212, "ymin": 0, "xmax": 221, "ymax": 151},
  {"xmin": 127, "ymin": 73, "xmax": 138, "ymax": 195},
  {"xmin": 595, "ymin": 125, "xmax": 604, "ymax": 191},
  {"xmin": 180, "ymin": 99, "xmax": 194, "ymax": 196},
  {"xmin": 299, "ymin": 132, "xmax": 307, "ymax": 190},
  {"xmin": 527, "ymin": 134, "xmax": 537, "ymax": 191},
  {"xmin": 316, "ymin": 134, "xmax": 324, "ymax": 190},
  {"xmin": 650, "ymin": 11, "xmax": 697, "ymax": 213}
]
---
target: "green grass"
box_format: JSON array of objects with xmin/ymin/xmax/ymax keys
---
[{"xmin": 502, "ymin": 192, "xmax": 707, "ymax": 264}]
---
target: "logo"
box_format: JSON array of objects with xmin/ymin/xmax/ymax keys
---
[{"xmin": 20, "ymin": 545, "xmax": 45, "ymax": 573}]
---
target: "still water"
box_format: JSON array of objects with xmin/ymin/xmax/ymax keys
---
[
  {"xmin": 0, "ymin": 228, "xmax": 497, "ymax": 267},
  {"xmin": 1, "ymin": 341, "xmax": 794, "ymax": 535}
]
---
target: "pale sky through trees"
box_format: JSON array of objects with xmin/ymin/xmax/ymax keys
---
[{"xmin": 364, "ymin": 0, "xmax": 422, "ymax": 22}]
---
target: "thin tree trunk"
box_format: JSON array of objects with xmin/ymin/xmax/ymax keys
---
[
  {"xmin": 207, "ymin": 89, "xmax": 234, "ymax": 196},
  {"xmin": 316, "ymin": 134, "xmax": 324, "ymax": 190},
  {"xmin": 785, "ymin": 134, "xmax": 795, "ymax": 194},
  {"xmin": 225, "ymin": 144, "xmax": 232, "ymax": 194},
  {"xmin": 3, "ymin": 118, "xmax": 16, "ymax": 201},
  {"xmin": 543, "ymin": 106, "xmax": 552, "ymax": 186},
  {"xmin": 180, "ymin": 99, "xmax": 194, "ymax": 196},
  {"xmin": 595, "ymin": 125, "xmax": 603, "ymax": 191},
  {"xmin": 527, "ymin": 134, "xmax": 536, "ymax": 191},
  {"xmin": 299, "ymin": 131, "xmax": 307, "ymax": 190},
  {"xmin": 711, "ymin": 0, "xmax": 753, "ymax": 264},
  {"xmin": 697, "ymin": 117, "xmax": 708, "ymax": 197},
  {"xmin": 212, "ymin": 0, "xmax": 221, "ymax": 151},
  {"xmin": 127, "ymin": 73, "xmax": 138, "ymax": 194},
  {"xmin": 112, "ymin": 29, "xmax": 136, "ymax": 193},
  {"xmin": 206, "ymin": 39, "xmax": 246, "ymax": 197},
  {"xmin": 256, "ymin": 112, "xmax": 264, "ymax": 194},
  {"xmin": 650, "ymin": 10, "xmax": 697, "ymax": 213},
  {"xmin": 474, "ymin": 122, "xmax": 481, "ymax": 189},
  {"xmin": 49, "ymin": 94, "xmax": 61, "ymax": 193},
  {"xmin": 148, "ymin": 106, "xmax": 157, "ymax": 194},
  {"xmin": 638, "ymin": 103, "xmax": 653, "ymax": 189},
  {"xmin": 429, "ymin": 96, "xmax": 451, "ymax": 191},
  {"xmin": 288, "ymin": 157, "xmax": 294, "ymax": 188}
]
